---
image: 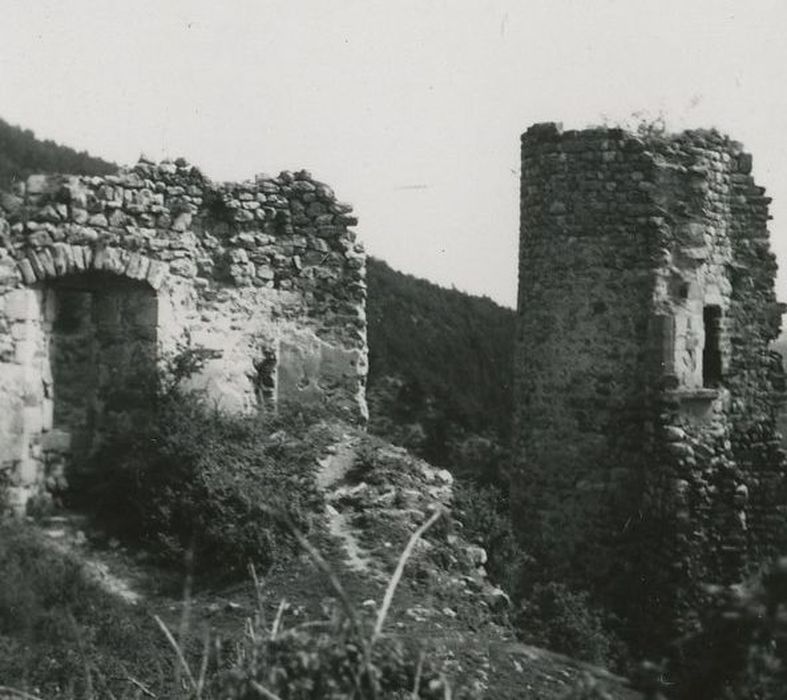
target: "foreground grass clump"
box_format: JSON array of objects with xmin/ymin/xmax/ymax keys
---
[
  {"xmin": 0, "ymin": 519, "xmax": 172, "ymax": 697},
  {"xmin": 75, "ymin": 392, "xmax": 334, "ymax": 576},
  {"xmin": 0, "ymin": 515, "xmax": 459, "ymax": 700},
  {"xmin": 213, "ymin": 613, "xmax": 453, "ymax": 699},
  {"xmin": 197, "ymin": 510, "xmax": 462, "ymax": 699}
]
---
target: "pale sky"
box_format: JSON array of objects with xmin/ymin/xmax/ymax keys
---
[{"xmin": 2, "ymin": 0, "xmax": 787, "ymax": 308}]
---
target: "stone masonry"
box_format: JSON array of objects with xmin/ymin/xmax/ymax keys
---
[
  {"xmin": 513, "ymin": 123, "xmax": 787, "ymax": 648},
  {"xmin": 0, "ymin": 159, "xmax": 367, "ymax": 514}
]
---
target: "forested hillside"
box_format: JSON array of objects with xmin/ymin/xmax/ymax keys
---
[
  {"xmin": 366, "ymin": 257, "xmax": 515, "ymax": 482},
  {"xmin": 0, "ymin": 117, "xmax": 115, "ymax": 189}
]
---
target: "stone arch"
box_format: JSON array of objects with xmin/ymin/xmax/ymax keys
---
[
  {"xmin": 15, "ymin": 244, "xmax": 167, "ymax": 290},
  {"xmin": 1, "ymin": 245, "xmax": 170, "ymax": 513}
]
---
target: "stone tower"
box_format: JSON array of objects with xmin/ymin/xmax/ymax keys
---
[{"xmin": 513, "ymin": 123, "xmax": 787, "ymax": 645}]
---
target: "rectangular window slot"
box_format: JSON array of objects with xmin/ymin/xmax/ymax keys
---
[{"xmin": 703, "ymin": 305, "xmax": 722, "ymax": 387}]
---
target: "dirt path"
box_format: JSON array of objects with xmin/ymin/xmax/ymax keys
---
[
  {"xmin": 39, "ymin": 513, "xmax": 147, "ymax": 604},
  {"xmin": 317, "ymin": 434, "xmax": 374, "ymax": 572}
]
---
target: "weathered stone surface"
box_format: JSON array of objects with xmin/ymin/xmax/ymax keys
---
[
  {"xmin": 0, "ymin": 160, "xmax": 367, "ymax": 515},
  {"xmin": 513, "ymin": 123, "xmax": 787, "ymax": 652}
]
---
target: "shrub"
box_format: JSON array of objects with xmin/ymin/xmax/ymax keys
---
[
  {"xmin": 212, "ymin": 613, "xmax": 453, "ymax": 699},
  {"xmin": 451, "ymin": 479, "xmax": 529, "ymax": 594},
  {"xmin": 75, "ymin": 393, "xmax": 333, "ymax": 576},
  {"xmin": 666, "ymin": 557, "xmax": 787, "ymax": 699},
  {"xmin": 70, "ymin": 345, "xmax": 335, "ymax": 576},
  {"xmin": 516, "ymin": 582, "xmax": 617, "ymax": 666},
  {"xmin": 0, "ymin": 520, "xmax": 172, "ymax": 697}
]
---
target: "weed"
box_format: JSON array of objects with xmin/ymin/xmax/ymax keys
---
[
  {"xmin": 516, "ymin": 582, "xmax": 618, "ymax": 667},
  {"xmin": 0, "ymin": 520, "xmax": 173, "ymax": 698}
]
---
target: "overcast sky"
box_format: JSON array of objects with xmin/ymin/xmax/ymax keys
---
[{"xmin": 2, "ymin": 0, "xmax": 787, "ymax": 307}]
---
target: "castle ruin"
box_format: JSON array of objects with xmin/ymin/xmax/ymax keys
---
[
  {"xmin": 0, "ymin": 160, "xmax": 367, "ymax": 513},
  {"xmin": 513, "ymin": 123, "xmax": 787, "ymax": 645}
]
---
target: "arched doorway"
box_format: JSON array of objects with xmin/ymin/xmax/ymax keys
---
[
  {"xmin": 0, "ymin": 249, "xmax": 165, "ymax": 513},
  {"xmin": 46, "ymin": 271, "xmax": 159, "ymax": 468}
]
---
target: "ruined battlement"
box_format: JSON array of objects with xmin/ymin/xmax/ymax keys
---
[
  {"xmin": 0, "ymin": 159, "xmax": 368, "ymax": 513},
  {"xmin": 513, "ymin": 122, "xmax": 787, "ymax": 648}
]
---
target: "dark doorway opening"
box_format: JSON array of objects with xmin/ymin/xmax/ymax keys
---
[{"xmin": 48, "ymin": 272, "xmax": 158, "ymax": 464}]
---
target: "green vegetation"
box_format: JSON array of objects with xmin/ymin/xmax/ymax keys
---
[
  {"xmin": 0, "ymin": 520, "xmax": 174, "ymax": 697},
  {"xmin": 0, "ymin": 511, "xmax": 457, "ymax": 699},
  {"xmin": 664, "ymin": 558, "xmax": 787, "ymax": 699},
  {"xmin": 515, "ymin": 582, "xmax": 620, "ymax": 668},
  {"xmin": 208, "ymin": 510, "xmax": 456, "ymax": 699},
  {"xmin": 451, "ymin": 480, "xmax": 527, "ymax": 595},
  {"xmin": 0, "ymin": 117, "xmax": 116, "ymax": 189},
  {"xmin": 212, "ymin": 612, "xmax": 452, "ymax": 699},
  {"xmin": 70, "ymin": 347, "xmax": 334, "ymax": 576},
  {"xmin": 366, "ymin": 258, "xmax": 514, "ymax": 483}
]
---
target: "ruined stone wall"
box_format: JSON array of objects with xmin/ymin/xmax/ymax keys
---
[
  {"xmin": 513, "ymin": 123, "xmax": 787, "ymax": 648},
  {"xmin": 647, "ymin": 131, "xmax": 787, "ymax": 638},
  {"xmin": 0, "ymin": 159, "xmax": 367, "ymax": 513}
]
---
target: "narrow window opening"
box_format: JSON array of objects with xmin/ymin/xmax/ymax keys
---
[
  {"xmin": 703, "ymin": 305, "xmax": 722, "ymax": 387},
  {"xmin": 254, "ymin": 347, "xmax": 278, "ymax": 407}
]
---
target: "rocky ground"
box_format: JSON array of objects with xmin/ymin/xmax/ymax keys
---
[{"xmin": 33, "ymin": 426, "xmax": 640, "ymax": 699}]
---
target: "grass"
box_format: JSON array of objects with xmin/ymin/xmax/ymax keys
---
[
  {"xmin": 0, "ymin": 506, "xmax": 456, "ymax": 699},
  {"xmin": 0, "ymin": 519, "xmax": 175, "ymax": 698}
]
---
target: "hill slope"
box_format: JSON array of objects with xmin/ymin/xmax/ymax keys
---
[
  {"xmin": 0, "ymin": 117, "xmax": 116, "ymax": 189},
  {"xmin": 2, "ymin": 421, "xmax": 637, "ymax": 699},
  {"xmin": 366, "ymin": 258, "xmax": 515, "ymax": 480}
]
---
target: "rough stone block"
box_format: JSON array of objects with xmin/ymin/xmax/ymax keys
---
[
  {"xmin": 23, "ymin": 405, "xmax": 43, "ymax": 435},
  {"xmin": 0, "ymin": 363, "xmax": 28, "ymax": 459},
  {"xmin": 41, "ymin": 397, "xmax": 53, "ymax": 432},
  {"xmin": 41, "ymin": 429, "xmax": 72, "ymax": 453},
  {"xmin": 4, "ymin": 289, "xmax": 38, "ymax": 321},
  {"xmin": 4, "ymin": 485, "xmax": 31, "ymax": 515},
  {"xmin": 26, "ymin": 174, "xmax": 50, "ymax": 196},
  {"xmin": 170, "ymin": 257, "xmax": 197, "ymax": 278},
  {"xmin": 146, "ymin": 260, "xmax": 167, "ymax": 289},
  {"xmin": 39, "ymin": 248, "xmax": 56, "ymax": 277},
  {"xmin": 105, "ymin": 247, "xmax": 124, "ymax": 274},
  {"xmin": 91, "ymin": 246, "xmax": 109, "ymax": 270},
  {"xmin": 72, "ymin": 244, "xmax": 86, "ymax": 271},
  {"xmin": 27, "ymin": 251, "xmax": 47, "ymax": 279},
  {"xmin": 82, "ymin": 245, "xmax": 93, "ymax": 268},
  {"xmin": 51, "ymin": 242, "xmax": 72, "ymax": 275},
  {"xmin": 125, "ymin": 252, "xmax": 149, "ymax": 280},
  {"xmin": 17, "ymin": 259, "xmax": 36, "ymax": 284}
]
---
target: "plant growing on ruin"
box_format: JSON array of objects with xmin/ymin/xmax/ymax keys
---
[{"xmin": 74, "ymin": 346, "xmax": 334, "ymax": 577}]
